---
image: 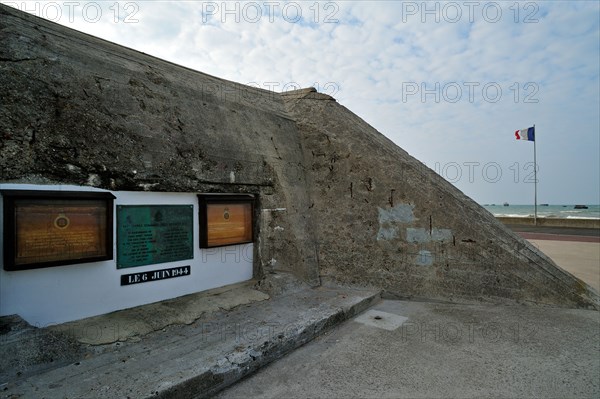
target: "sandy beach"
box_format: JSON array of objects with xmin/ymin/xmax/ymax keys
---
[{"xmin": 507, "ymin": 225, "xmax": 600, "ymax": 291}]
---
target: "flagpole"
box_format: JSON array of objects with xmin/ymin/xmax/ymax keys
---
[{"xmin": 533, "ymin": 124, "xmax": 537, "ymax": 226}]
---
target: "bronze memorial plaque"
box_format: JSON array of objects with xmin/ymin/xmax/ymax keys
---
[
  {"xmin": 2, "ymin": 191, "xmax": 115, "ymax": 271},
  {"xmin": 198, "ymin": 195, "xmax": 254, "ymax": 248},
  {"xmin": 206, "ymin": 203, "xmax": 252, "ymax": 247}
]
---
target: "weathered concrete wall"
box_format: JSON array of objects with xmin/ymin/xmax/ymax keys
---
[
  {"xmin": 282, "ymin": 89, "xmax": 599, "ymax": 309},
  {"xmin": 0, "ymin": 5, "xmax": 319, "ymax": 285},
  {"xmin": 1, "ymin": 5, "xmax": 598, "ymax": 309}
]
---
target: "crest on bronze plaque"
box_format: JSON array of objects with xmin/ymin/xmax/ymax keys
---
[{"xmin": 53, "ymin": 213, "xmax": 70, "ymax": 229}]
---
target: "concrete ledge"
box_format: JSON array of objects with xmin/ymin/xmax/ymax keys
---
[
  {"xmin": 1, "ymin": 286, "xmax": 381, "ymax": 398},
  {"xmin": 49, "ymin": 280, "xmax": 270, "ymax": 345},
  {"xmin": 497, "ymin": 216, "xmax": 600, "ymax": 229}
]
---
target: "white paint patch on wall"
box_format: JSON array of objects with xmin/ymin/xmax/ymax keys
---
[
  {"xmin": 0, "ymin": 184, "xmax": 253, "ymax": 326},
  {"xmin": 377, "ymin": 204, "xmax": 415, "ymax": 241},
  {"xmin": 406, "ymin": 228, "xmax": 453, "ymax": 243},
  {"xmin": 376, "ymin": 226, "xmax": 398, "ymax": 241},
  {"xmin": 431, "ymin": 228, "xmax": 453, "ymax": 242},
  {"xmin": 378, "ymin": 204, "xmax": 415, "ymax": 224},
  {"xmin": 416, "ymin": 250, "xmax": 434, "ymax": 266}
]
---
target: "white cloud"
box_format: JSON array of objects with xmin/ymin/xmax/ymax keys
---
[{"xmin": 3, "ymin": 0, "xmax": 598, "ymax": 204}]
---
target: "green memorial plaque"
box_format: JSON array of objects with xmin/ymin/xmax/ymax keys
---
[{"xmin": 117, "ymin": 205, "xmax": 193, "ymax": 268}]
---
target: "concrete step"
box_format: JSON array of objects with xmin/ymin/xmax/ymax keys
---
[{"xmin": 1, "ymin": 286, "xmax": 381, "ymax": 398}]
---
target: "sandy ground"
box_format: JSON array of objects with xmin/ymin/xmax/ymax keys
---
[
  {"xmin": 508, "ymin": 225, "xmax": 600, "ymax": 292},
  {"xmin": 510, "ymin": 226, "xmax": 600, "ymax": 292},
  {"xmin": 527, "ymin": 239, "xmax": 600, "ymax": 291}
]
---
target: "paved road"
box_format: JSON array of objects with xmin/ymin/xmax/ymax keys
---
[
  {"xmin": 505, "ymin": 224, "xmax": 600, "ymax": 239},
  {"xmin": 519, "ymin": 232, "xmax": 599, "ymax": 243},
  {"xmin": 215, "ymin": 300, "xmax": 599, "ymax": 399}
]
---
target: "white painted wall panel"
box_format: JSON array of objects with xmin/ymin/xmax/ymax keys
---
[{"xmin": 0, "ymin": 184, "xmax": 253, "ymax": 325}]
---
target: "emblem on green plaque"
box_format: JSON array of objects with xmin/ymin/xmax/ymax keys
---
[{"xmin": 117, "ymin": 205, "xmax": 193, "ymax": 268}]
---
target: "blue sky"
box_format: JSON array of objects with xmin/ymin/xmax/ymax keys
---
[{"xmin": 5, "ymin": 1, "xmax": 599, "ymax": 204}]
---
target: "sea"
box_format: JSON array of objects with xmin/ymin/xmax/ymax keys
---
[{"xmin": 481, "ymin": 204, "xmax": 600, "ymax": 220}]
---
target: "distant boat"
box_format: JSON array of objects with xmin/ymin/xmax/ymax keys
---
[
  {"xmin": 574, "ymin": 205, "xmax": 588, "ymax": 209},
  {"xmin": 503, "ymin": 202, "xmax": 509, "ymax": 206},
  {"xmin": 540, "ymin": 204, "xmax": 549, "ymax": 206}
]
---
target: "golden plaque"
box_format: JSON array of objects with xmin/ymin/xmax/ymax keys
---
[
  {"xmin": 198, "ymin": 195, "xmax": 254, "ymax": 248},
  {"xmin": 2, "ymin": 191, "xmax": 115, "ymax": 270}
]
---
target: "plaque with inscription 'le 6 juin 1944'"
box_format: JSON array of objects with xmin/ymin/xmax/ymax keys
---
[
  {"xmin": 117, "ymin": 205, "xmax": 193, "ymax": 269},
  {"xmin": 1, "ymin": 190, "xmax": 115, "ymax": 271}
]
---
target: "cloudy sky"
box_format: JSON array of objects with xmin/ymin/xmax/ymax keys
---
[{"xmin": 5, "ymin": 1, "xmax": 599, "ymax": 204}]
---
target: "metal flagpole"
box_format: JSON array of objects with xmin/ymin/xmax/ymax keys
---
[{"xmin": 533, "ymin": 124, "xmax": 537, "ymax": 226}]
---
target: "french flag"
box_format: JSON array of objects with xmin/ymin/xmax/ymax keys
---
[{"xmin": 515, "ymin": 126, "xmax": 535, "ymax": 141}]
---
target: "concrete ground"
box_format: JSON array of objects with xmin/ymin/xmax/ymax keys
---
[{"xmin": 215, "ymin": 299, "xmax": 600, "ymax": 399}]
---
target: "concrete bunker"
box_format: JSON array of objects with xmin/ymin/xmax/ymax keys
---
[{"xmin": 0, "ymin": 4, "xmax": 598, "ymax": 327}]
